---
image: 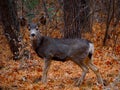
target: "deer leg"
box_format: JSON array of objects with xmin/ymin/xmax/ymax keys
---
[
  {"xmin": 75, "ymin": 62, "xmax": 89, "ymax": 86},
  {"xmin": 41, "ymin": 58, "xmax": 51, "ymax": 83},
  {"xmin": 88, "ymin": 61, "xmax": 103, "ymax": 85}
]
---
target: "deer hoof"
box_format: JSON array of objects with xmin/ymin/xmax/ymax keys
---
[
  {"xmin": 74, "ymin": 79, "xmax": 82, "ymax": 87},
  {"xmin": 33, "ymin": 78, "xmax": 41, "ymax": 83},
  {"xmin": 41, "ymin": 77, "xmax": 47, "ymax": 83},
  {"xmin": 98, "ymin": 78, "xmax": 104, "ymax": 86}
]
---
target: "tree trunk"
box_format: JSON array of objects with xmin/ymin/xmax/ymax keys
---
[
  {"xmin": 0, "ymin": 0, "xmax": 22, "ymax": 60},
  {"xmin": 103, "ymin": 0, "xmax": 114, "ymax": 45},
  {"xmin": 63, "ymin": 0, "xmax": 90, "ymax": 38}
]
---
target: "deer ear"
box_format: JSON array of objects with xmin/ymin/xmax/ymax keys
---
[
  {"xmin": 39, "ymin": 15, "xmax": 46, "ymax": 25},
  {"xmin": 27, "ymin": 23, "xmax": 31, "ymax": 31}
]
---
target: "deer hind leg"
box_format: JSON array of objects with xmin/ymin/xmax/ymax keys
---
[
  {"xmin": 41, "ymin": 58, "xmax": 51, "ymax": 83},
  {"xmin": 87, "ymin": 58, "xmax": 103, "ymax": 85},
  {"xmin": 74, "ymin": 61, "xmax": 89, "ymax": 86}
]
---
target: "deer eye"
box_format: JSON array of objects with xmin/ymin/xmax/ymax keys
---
[
  {"xmin": 36, "ymin": 27, "xmax": 39, "ymax": 30},
  {"xmin": 28, "ymin": 28, "xmax": 31, "ymax": 31}
]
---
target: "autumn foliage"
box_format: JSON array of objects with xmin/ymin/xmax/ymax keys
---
[{"xmin": 0, "ymin": 23, "xmax": 120, "ymax": 90}]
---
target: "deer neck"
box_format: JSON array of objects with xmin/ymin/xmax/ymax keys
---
[{"xmin": 31, "ymin": 35, "xmax": 43, "ymax": 50}]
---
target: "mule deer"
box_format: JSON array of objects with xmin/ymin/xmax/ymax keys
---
[{"xmin": 28, "ymin": 23, "xmax": 103, "ymax": 86}]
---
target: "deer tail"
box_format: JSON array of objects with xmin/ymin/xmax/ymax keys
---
[{"xmin": 88, "ymin": 43, "xmax": 94, "ymax": 60}]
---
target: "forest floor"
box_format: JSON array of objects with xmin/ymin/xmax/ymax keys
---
[{"xmin": 0, "ymin": 23, "xmax": 120, "ymax": 90}]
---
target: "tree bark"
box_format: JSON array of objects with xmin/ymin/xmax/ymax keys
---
[
  {"xmin": 103, "ymin": 0, "xmax": 114, "ymax": 45},
  {"xmin": 0, "ymin": 0, "xmax": 22, "ymax": 60},
  {"xmin": 63, "ymin": 0, "xmax": 90, "ymax": 38}
]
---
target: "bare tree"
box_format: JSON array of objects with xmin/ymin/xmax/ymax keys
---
[
  {"xmin": 93, "ymin": 0, "xmax": 120, "ymax": 46},
  {"xmin": 63, "ymin": 0, "xmax": 91, "ymax": 38},
  {"xmin": 103, "ymin": 0, "xmax": 115, "ymax": 45},
  {"xmin": 0, "ymin": 0, "xmax": 23, "ymax": 60},
  {"xmin": 41, "ymin": 0, "xmax": 49, "ymax": 18}
]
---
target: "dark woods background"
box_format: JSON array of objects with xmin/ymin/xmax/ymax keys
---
[
  {"xmin": 0, "ymin": 0, "xmax": 120, "ymax": 89},
  {"xmin": 0, "ymin": 0, "xmax": 120, "ymax": 60}
]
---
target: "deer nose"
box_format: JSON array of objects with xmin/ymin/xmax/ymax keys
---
[{"xmin": 31, "ymin": 33, "xmax": 35, "ymax": 37}]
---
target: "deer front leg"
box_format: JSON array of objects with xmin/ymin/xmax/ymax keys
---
[{"xmin": 41, "ymin": 58, "xmax": 51, "ymax": 83}]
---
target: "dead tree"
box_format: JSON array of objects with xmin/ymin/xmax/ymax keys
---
[
  {"xmin": 103, "ymin": 0, "xmax": 115, "ymax": 45},
  {"xmin": 63, "ymin": 0, "xmax": 91, "ymax": 38},
  {"xmin": 41, "ymin": 0, "xmax": 49, "ymax": 18},
  {"xmin": 0, "ymin": 0, "xmax": 23, "ymax": 60}
]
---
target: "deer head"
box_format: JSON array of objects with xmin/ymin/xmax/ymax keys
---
[{"xmin": 28, "ymin": 23, "xmax": 42, "ymax": 50}]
